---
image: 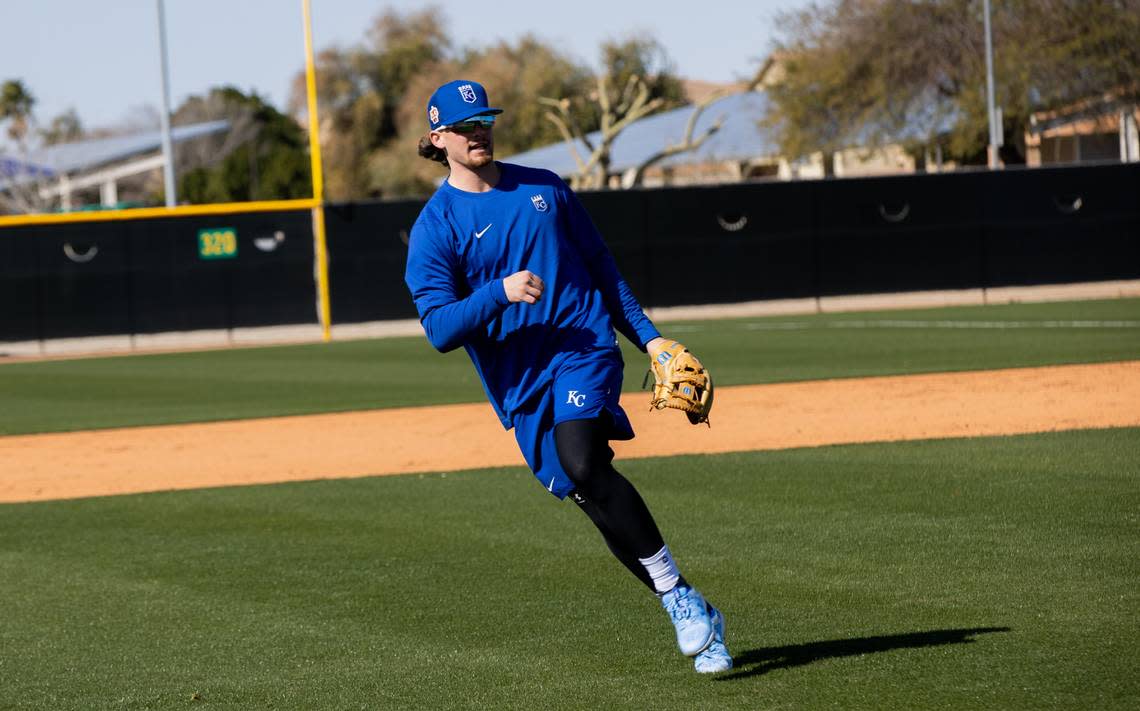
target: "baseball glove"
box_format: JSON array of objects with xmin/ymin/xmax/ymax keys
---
[{"xmin": 646, "ymin": 341, "xmax": 713, "ymax": 426}]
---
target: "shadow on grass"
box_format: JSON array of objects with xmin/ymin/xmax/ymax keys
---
[{"xmin": 716, "ymin": 626, "xmax": 1010, "ymax": 682}]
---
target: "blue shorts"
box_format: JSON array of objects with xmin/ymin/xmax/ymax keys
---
[{"xmin": 510, "ymin": 348, "xmax": 635, "ymax": 499}]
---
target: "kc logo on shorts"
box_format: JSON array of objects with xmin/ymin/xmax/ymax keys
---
[{"xmin": 566, "ymin": 390, "xmax": 586, "ymax": 407}]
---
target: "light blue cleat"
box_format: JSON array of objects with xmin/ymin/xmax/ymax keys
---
[
  {"xmin": 660, "ymin": 585, "xmax": 714, "ymax": 656},
  {"xmin": 694, "ymin": 605, "xmax": 733, "ymax": 673}
]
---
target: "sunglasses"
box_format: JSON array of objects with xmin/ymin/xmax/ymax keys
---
[{"xmin": 442, "ymin": 115, "xmax": 496, "ymax": 134}]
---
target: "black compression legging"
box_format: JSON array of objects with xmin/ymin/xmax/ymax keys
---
[{"xmin": 554, "ymin": 416, "xmax": 671, "ymax": 592}]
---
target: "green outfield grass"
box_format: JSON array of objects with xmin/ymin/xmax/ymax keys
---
[
  {"xmin": 1, "ymin": 298, "xmax": 1138, "ymax": 435},
  {"xmin": 1, "ymin": 427, "xmax": 1137, "ymax": 709}
]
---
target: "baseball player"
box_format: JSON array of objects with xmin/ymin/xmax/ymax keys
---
[{"xmin": 404, "ymin": 79, "xmax": 731, "ymax": 673}]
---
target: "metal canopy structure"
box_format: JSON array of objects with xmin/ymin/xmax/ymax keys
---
[
  {"xmin": 502, "ymin": 91, "xmax": 777, "ymax": 181},
  {"xmin": 1, "ymin": 120, "xmax": 230, "ymax": 209},
  {"xmin": 18, "ymin": 120, "xmax": 229, "ymax": 177}
]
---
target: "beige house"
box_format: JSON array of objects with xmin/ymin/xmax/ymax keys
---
[{"xmin": 1025, "ymin": 93, "xmax": 1140, "ymax": 166}]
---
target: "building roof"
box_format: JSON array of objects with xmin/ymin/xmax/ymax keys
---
[
  {"xmin": 1, "ymin": 120, "xmax": 230, "ymax": 178},
  {"xmin": 0, "ymin": 156, "xmax": 53, "ymax": 179},
  {"xmin": 502, "ymin": 91, "xmax": 777, "ymax": 176}
]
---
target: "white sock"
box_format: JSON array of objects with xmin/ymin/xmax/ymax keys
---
[{"xmin": 639, "ymin": 545, "xmax": 681, "ymax": 594}]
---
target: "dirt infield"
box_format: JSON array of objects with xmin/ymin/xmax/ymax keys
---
[{"xmin": 2, "ymin": 360, "xmax": 1137, "ymax": 503}]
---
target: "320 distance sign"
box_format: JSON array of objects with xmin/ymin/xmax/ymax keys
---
[{"xmin": 198, "ymin": 228, "xmax": 238, "ymax": 260}]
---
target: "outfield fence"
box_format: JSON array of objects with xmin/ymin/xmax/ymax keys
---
[{"xmin": 1, "ymin": 161, "xmax": 1136, "ymax": 352}]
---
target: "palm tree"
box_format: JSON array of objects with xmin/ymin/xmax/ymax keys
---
[{"xmin": 1, "ymin": 80, "xmax": 36, "ymax": 142}]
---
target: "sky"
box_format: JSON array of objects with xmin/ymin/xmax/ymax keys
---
[{"xmin": 1, "ymin": 0, "xmax": 812, "ymax": 133}]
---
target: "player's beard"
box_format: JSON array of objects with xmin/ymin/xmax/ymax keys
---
[
  {"xmin": 468, "ymin": 152, "xmax": 493, "ymax": 169},
  {"xmin": 466, "ymin": 140, "xmax": 494, "ymax": 169}
]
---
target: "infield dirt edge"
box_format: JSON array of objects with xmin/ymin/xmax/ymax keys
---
[{"xmin": 3, "ymin": 360, "xmax": 1137, "ymax": 503}]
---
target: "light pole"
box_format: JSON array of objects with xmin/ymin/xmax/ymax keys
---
[
  {"xmin": 983, "ymin": 0, "xmax": 1000, "ymax": 168},
  {"xmin": 156, "ymin": 0, "xmax": 177, "ymax": 206}
]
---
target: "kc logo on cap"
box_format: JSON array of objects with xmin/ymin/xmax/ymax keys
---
[{"xmin": 427, "ymin": 79, "xmax": 503, "ymax": 130}]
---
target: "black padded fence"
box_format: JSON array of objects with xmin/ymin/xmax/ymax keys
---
[
  {"xmin": 128, "ymin": 211, "xmax": 316, "ymax": 333},
  {"xmin": 642, "ymin": 180, "xmax": 818, "ymax": 306},
  {"xmin": 324, "ymin": 200, "xmax": 424, "ymax": 324},
  {"xmin": 40, "ymin": 221, "xmax": 134, "ymax": 340},
  {"xmin": 1, "ymin": 162, "xmax": 1137, "ymax": 344},
  {"xmin": 576, "ymin": 190, "xmax": 652, "ymax": 303},
  {"xmin": 576, "ymin": 163, "xmax": 1138, "ymax": 307},
  {"xmin": 979, "ymin": 163, "xmax": 1140, "ymax": 287},
  {"xmin": 813, "ymin": 171, "xmax": 987, "ymax": 297},
  {"xmin": 0, "ymin": 226, "xmax": 39, "ymax": 341},
  {"xmin": 1, "ymin": 209, "xmax": 316, "ymax": 342}
]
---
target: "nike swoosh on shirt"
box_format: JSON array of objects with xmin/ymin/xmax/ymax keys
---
[{"xmin": 475, "ymin": 223, "xmax": 492, "ymax": 238}]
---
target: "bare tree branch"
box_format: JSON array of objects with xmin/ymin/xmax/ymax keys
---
[
  {"xmin": 537, "ymin": 99, "xmax": 589, "ymax": 178},
  {"xmin": 173, "ymin": 96, "xmax": 259, "ymax": 174},
  {"xmin": 0, "ymin": 168, "xmax": 54, "ymax": 214},
  {"xmin": 541, "ymin": 73, "xmax": 665, "ymax": 189},
  {"xmin": 0, "ymin": 112, "xmax": 55, "ymax": 214},
  {"xmin": 626, "ymin": 80, "xmax": 760, "ymax": 187}
]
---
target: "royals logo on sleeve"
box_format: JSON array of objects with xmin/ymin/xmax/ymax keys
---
[
  {"xmin": 531, "ymin": 194, "xmax": 548, "ymax": 212},
  {"xmin": 458, "ymin": 84, "xmax": 477, "ymax": 103}
]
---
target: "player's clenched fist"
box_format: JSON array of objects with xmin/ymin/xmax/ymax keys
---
[{"xmin": 503, "ymin": 270, "xmax": 544, "ymax": 304}]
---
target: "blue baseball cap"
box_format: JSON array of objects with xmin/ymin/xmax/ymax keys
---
[{"xmin": 426, "ymin": 80, "xmax": 502, "ymax": 131}]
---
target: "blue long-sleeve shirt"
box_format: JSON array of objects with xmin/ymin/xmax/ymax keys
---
[{"xmin": 404, "ymin": 163, "xmax": 660, "ymax": 428}]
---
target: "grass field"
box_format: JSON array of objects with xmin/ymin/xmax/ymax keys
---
[
  {"xmin": 1, "ymin": 297, "xmax": 1138, "ymax": 709},
  {"xmin": 2, "ymin": 430, "xmax": 1136, "ymax": 709}
]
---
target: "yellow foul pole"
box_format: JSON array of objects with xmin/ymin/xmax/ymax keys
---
[{"xmin": 302, "ymin": 0, "xmax": 332, "ymax": 342}]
